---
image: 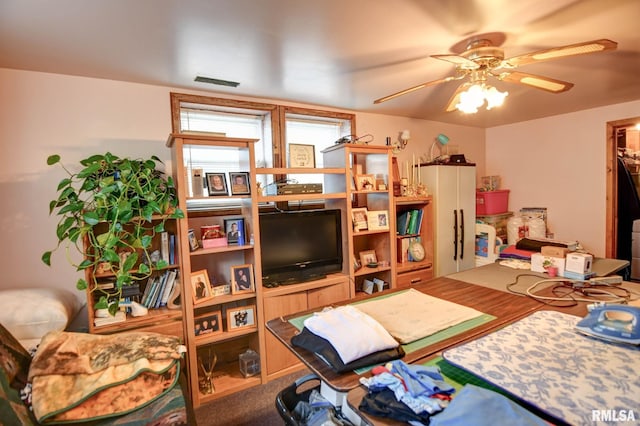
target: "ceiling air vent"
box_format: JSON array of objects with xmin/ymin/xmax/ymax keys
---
[{"xmin": 194, "ymin": 76, "xmax": 240, "ymax": 87}]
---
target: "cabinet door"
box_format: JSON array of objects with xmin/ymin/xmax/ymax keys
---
[
  {"xmin": 457, "ymin": 166, "xmax": 477, "ymax": 272},
  {"xmin": 434, "ymin": 166, "xmax": 459, "ymax": 276},
  {"xmin": 308, "ymin": 281, "xmax": 349, "ymax": 309},
  {"xmin": 262, "ymin": 292, "xmax": 307, "ymax": 375}
]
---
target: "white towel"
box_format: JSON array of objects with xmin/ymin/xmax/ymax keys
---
[{"xmin": 303, "ymin": 305, "xmax": 399, "ymax": 364}]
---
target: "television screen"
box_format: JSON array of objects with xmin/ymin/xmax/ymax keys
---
[{"xmin": 259, "ymin": 209, "xmax": 342, "ymax": 286}]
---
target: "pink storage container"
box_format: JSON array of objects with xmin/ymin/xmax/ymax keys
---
[{"xmin": 476, "ymin": 190, "xmax": 510, "ymax": 215}]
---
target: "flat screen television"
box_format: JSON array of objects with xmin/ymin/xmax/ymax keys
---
[{"xmin": 259, "ymin": 209, "xmax": 343, "ymax": 287}]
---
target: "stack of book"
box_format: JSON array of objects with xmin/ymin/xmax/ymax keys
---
[
  {"xmin": 396, "ymin": 209, "xmax": 424, "ymax": 236},
  {"xmin": 140, "ymin": 270, "xmax": 179, "ymax": 309}
]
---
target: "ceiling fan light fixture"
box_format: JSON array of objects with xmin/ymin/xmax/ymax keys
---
[{"xmin": 455, "ymin": 84, "xmax": 508, "ymax": 114}]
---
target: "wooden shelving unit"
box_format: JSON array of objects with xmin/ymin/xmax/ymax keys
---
[
  {"xmin": 322, "ymin": 144, "xmax": 396, "ymax": 297},
  {"xmin": 167, "ymin": 134, "xmax": 265, "ymax": 408},
  {"xmin": 394, "ymin": 196, "xmax": 434, "ymax": 287}
]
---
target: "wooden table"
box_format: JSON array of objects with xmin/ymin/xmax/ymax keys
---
[{"xmin": 265, "ymin": 276, "xmax": 544, "ymax": 394}]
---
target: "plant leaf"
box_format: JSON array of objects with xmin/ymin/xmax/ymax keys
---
[
  {"xmin": 122, "ymin": 252, "xmax": 138, "ymax": 272},
  {"xmin": 47, "ymin": 154, "xmax": 61, "ymax": 166},
  {"xmin": 84, "ymin": 211, "xmax": 100, "ymax": 226},
  {"xmin": 76, "ymin": 278, "xmax": 88, "ymax": 290},
  {"xmin": 42, "ymin": 251, "xmax": 52, "ymax": 266}
]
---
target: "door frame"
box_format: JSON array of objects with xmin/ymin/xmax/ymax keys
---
[{"xmin": 606, "ymin": 117, "xmax": 640, "ymax": 258}]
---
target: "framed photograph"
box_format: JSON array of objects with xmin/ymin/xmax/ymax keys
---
[
  {"xmin": 351, "ymin": 207, "xmax": 369, "ymax": 231},
  {"xmin": 359, "ymin": 250, "xmax": 378, "ymax": 267},
  {"xmin": 224, "ymin": 218, "xmax": 245, "ymax": 245},
  {"xmin": 355, "ymin": 174, "xmax": 375, "ymax": 191},
  {"xmin": 229, "ymin": 172, "xmax": 251, "ymax": 195},
  {"xmin": 231, "ymin": 264, "xmax": 255, "ymax": 294},
  {"xmin": 205, "ymin": 172, "xmax": 229, "ymax": 196},
  {"xmin": 194, "ymin": 311, "xmax": 222, "ymax": 336},
  {"xmin": 289, "ymin": 143, "xmax": 316, "ymax": 168},
  {"xmin": 367, "ymin": 210, "xmax": 390, "ymax": 231},
  {"xmin": 190, "ymin": 269, "xmax": 213, "ymax": 304},
  {"xmin": 188, "ymin": 229, "xmax": 199, "ymax": 251},
  {"xmin": 227, "ymin": 305, "xmax": 257, "ymax": 331}
]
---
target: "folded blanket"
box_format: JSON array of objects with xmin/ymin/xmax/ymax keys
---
[
  {"xmin": 28, "ymin": 330, "xmax": 184, "ymax": 424},
  {"xmin": 303, "ymin": 305, "xmax": 399, "ymax": 364}
]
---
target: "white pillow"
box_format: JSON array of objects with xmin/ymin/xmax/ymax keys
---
[{"xmin": 0, "ymin": 288, "xmax": 80, "ymax": 342}]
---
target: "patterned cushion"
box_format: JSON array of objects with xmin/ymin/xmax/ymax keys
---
[{"xmin": 0, "ymin": 322, "xmax": 37, "ymax": 425}]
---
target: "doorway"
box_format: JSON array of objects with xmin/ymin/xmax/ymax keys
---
[{"xmin": 606, "ymin": 117, "xmax": 640, "ymax": 273}]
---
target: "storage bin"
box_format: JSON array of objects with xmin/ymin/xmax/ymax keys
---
[
  {"xmin": 476, "ymin": 190, "xmax": 510, "ymax": 215},
  {"xmin": 275, "ymin": 374, "xmax": 321, "ymax": 426},
  {"xmin": 476, "ymin": 211, "xmax": 513, "ymax": 242}
]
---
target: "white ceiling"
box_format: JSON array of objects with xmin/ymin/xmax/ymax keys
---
[{"xmin": 1, "ymin": 0, "xmax": 639, "ymax": 128}]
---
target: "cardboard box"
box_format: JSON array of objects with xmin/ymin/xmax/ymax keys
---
[
  {"xmin": 564, "ymin": 253, "xmax": 593, "ymax": 274},
  {"xmin": 540, "ymin": 246, "xmax": 569, "ymax": 258},
  {"xmin": 531, "ymin": 253, "xmax": 566, "ymax": 276}
]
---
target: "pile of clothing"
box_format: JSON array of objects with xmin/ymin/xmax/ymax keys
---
[{"xmin": 291, "ymin": 305, "xmax": 405, "ymax": 373}]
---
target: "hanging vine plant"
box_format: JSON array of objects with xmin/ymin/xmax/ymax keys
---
[{"xmin": 42, "ymin": 152, "xmax": 184, "ymax": 315}]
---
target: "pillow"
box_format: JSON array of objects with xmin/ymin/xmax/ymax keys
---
[{"xmin": 0, "ymin": 288, "xmax": 80, "ymax": 345}]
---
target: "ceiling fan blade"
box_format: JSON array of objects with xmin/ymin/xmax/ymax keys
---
[
  {"xmin": 445, "ymin": 82, "xmax": 473, "ymax": 112},
  {"xmin": 493, "ymin": 71, "xmax": 574, "ymax": 93},
  {"xmin": 501, "ymin": 39, "xmax": 617, "ymax": 68},
  {"xmin": 431, "ymin": 54, "xmax": 479, "ymax": 70},
  {"xmin": 373, "ymin": 76, "xmax": 459, "ymax": 104}
]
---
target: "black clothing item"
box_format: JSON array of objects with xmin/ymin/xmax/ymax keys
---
[
  {"xmin": 359, "ymin": 387, "xmax": 432, "ymax": 423},
  {"xmin": 291, "ymin": 327, "xmax": 404, "ymax": 373}
]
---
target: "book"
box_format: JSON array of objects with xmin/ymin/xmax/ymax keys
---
[
  {"xmin": 407, "ymin": 210, "xmax": 419, "ymax": 235},
  {"xmin": 169, "ymin": 234, "xmax": 176, "ymax": 264},
  {"xmin": 159, "ymin": 270, "xmax": 177, "ymax": 307},
  {"xmin": 153, "ymin": 272, "xmax": 170, "ymax": 308},
  {"xmin": 397, "ymin": 211, "xmax": 409, "ymax": 236},
  {"xmin": 144, "ymin": 277, "xmax": 160, "ymax": 308},
  {"xmin": 160, "ymin": 231, "xmax": 169, "ymax": 262},
  {"xmin": 141, "ymin": 276, "xmax": 155, "ymax": 306}
]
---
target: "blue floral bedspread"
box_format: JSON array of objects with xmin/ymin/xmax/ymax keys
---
[{"xmin": 443, "ymin": 310, "xmax": 640, "ymax": 426}]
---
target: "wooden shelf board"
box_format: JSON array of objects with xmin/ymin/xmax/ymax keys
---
[
  {"xmin": 189, "ymin": 243, "xmax": 254, "ymax": 257},
  {"xmin": 194, "ymin": 326, "xmax": 258, "ymax": 346},
  {"xmin": 91, "ymin": 308, "xmax": 182, "ymax": 333},
  {"xmin": 256, "ymin": 167, "xmax": 345, "ymax": 174}
]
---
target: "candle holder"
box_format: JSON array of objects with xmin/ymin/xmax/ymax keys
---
[{"xmin": 198, "ymin": 349, "xmax": 217, "ymax": 394}]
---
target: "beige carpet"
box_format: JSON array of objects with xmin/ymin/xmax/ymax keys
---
[{"xmin": 195, "ymin": 370, "xmax": 307, "ymax": 425}]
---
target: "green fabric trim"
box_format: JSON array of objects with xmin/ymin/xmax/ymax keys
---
[{"xmin": 39, "ymin": 362, "xmax": 181, "ymax": 425}]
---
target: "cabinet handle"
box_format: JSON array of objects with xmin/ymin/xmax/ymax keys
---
[
  {"xmin": 410, "ymin": 278, "xmax": 422, "ymax": 284},
  {"xmin": 453, "ymin": 209, "xmax": 458, "ymax": 261},
  {"xmin": 459, "ymin": 209, "xmax": 465, "ymax": 259}
]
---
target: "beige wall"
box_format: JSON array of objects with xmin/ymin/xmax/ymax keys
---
[
  {"xmin": 487, "ymin": 100, "xmax": 640, "ymax": 256},
  {"xmin": 2, "ymin": 67, "xmax": 638, "ymax": 304},
  {"xmin": 0, "ymin": 68, "xmax": 484, "ymax": 303}
]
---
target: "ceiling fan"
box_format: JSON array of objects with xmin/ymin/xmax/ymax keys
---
[{"xmin": 373, "ymin": 33, "xmax": 617, "ymax": 113}]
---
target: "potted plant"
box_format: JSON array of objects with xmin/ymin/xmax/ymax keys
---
[{"xmin": 42, "ymin": 152, "xmax": 184, "ymax": 315}]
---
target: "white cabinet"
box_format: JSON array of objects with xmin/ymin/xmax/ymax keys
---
[{"xmin": 421, "ymin": 164, "xmax": 476, "ymax": 276}]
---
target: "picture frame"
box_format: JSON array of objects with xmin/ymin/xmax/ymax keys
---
[
  {"xmin": 359, "ymin": 250, "xmax": 378, "ymax": 267},
  {"xmin": 190, "ymin": 269, "xmax": 213, "ymax": 304},
  {"xmin": 231, "ymin": 264, "xmax": 255, "ymax": 294},
  {"xmin": 194, "ymin": 310, "xmax": 223, "ymax": 336},
  {"xmin": 227, "ymin": 305, "xmax": 257, "ymax": 331},
  {"xmin": 367, "ymin": 210, "xmax": 390, "ymax": 231},
  {"xmin": 205, "ymin": 172, "xmax": 229, "ymax": 196},
  {"xmin": 351, "ymin": 207, "xmax": 369, "ymax": 231},
  {"xmin": 355, "ymin": 174, "xmax": 375, "ymax": 191},
  {"xmin": 224, "ymin": 218, "xmax": 245, "ymax": 245},
  {"xmin": 289, "ymin": 143, "xmax": 316, "ymax": 168},
  {"xmin": 188, "ymin": 229, "xmax": 199, "ymax": 251},
  {"xmin": 229, "ymin": 172, "xmax": 251, "ymax": 195}
]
